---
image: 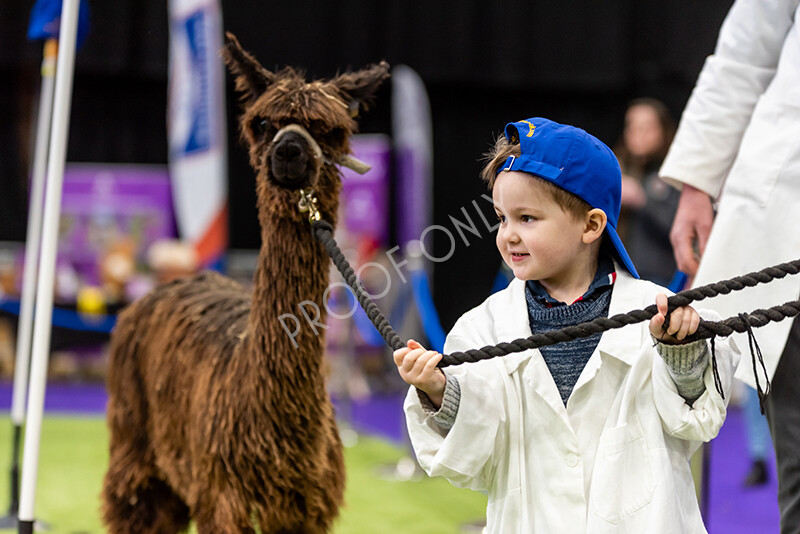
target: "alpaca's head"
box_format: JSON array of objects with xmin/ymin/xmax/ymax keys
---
[{"xmin": 223, "ymin": 32, "xmax": 390, "ymax": 224}]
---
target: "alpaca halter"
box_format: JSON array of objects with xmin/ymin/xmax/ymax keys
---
[{"xmin": 271, "ymin": 123, "xmax": 372, "ymax": 175}]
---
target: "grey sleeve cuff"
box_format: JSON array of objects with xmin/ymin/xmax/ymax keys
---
[
  {"xmin": 416, "ymin": 374, "xmax": 461, "ymax": 431},
  {"xmin": 654, "ymin": 337, "xmax": 710, "ymax": 405}
]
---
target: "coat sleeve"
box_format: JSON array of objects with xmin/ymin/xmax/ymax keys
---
[
  {"xmin": 652, "ymin": 309, "xmax": 742, "ymax": 442},
  {"xmin": 404, "ymin": 314, "xmax": 511, "ymax": 492},
  {"xmin": 659, "ymin": 0, "xmax": 798, "ymax": 198}
]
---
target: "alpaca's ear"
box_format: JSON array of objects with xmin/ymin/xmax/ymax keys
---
[
  {"xmin": 330, "ymin": 61, "xmax": 390, "ymax": 116},
  {"xmin": 221, "ymin": 32, "xmax": 275, "ymax": 104}
]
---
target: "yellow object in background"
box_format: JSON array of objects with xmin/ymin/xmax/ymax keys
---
[{"xmin": 76, "ymin": 285, "xmax": 106, "ymax": 317}]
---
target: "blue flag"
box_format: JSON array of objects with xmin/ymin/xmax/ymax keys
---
[{"xmin": 27, "ymin": 0, "xmax": 91, "ymax": 48}]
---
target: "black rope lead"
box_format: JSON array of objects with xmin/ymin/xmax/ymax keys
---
[
  {"xmin": 312, "ymin": 220, "xmax": 404, "ymax": 351},
  {"xmin": 709, "ymin": 338, "xmax": 724, "ymax": 400},
  {"xmin": 738, "ymin": 313, "xmax": 772, "ymax": 414},
  {"xmin": 312, "ymin": 218, "xmax": 800, "ymax": 379}
]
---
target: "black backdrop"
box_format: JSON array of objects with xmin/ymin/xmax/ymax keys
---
[{"xmin": 0, "ymin": 0, "xmax": 732, "ymax": 330}]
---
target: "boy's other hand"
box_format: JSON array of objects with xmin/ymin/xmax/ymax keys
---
[
  {"xmin": 393, "ymin": 339, "xmax": 446, "ymax": 407},
  {"xmin": 649, "ymin": 293, "xmax": 700, "ymax": 344}
]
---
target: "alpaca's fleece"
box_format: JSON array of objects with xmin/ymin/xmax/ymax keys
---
[{"xmin": 102, "ymin": 33, "xmax": 390, "ymax": 534}]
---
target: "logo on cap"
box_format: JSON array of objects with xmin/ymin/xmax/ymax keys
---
[{"xmin": 520, "ymin": 120, "xmax": 536, "ymax": 137}]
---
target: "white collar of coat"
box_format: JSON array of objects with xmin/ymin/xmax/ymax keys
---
[{"xmin": 489, "ymin": 262, "xmax": 647, "ymax": 375}]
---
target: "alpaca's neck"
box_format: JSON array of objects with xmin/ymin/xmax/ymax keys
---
[
  {"xmin": 247, "ymin": 214, "xmax": 331, "ymax": 385},
  {"xmin": 229, "ymin": 209, "xmax": 339, "ymax": 463}
]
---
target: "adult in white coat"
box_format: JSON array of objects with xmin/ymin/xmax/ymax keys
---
[{"xmin": 660, "ymin": 1, "xmax": 800, "ymax": 531}]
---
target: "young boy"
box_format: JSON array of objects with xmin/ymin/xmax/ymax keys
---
[{"xmin": 394, "ymin": 117, "xmax": 740, "ymax": 533}]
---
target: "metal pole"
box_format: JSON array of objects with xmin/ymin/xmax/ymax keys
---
[
  {"xmin": 0, "ymin": 39, "xmax": 57, "ymax": 530},
  {"xmin": 18, "ymin": 0, "xmax": 79, "ymax": 531}
]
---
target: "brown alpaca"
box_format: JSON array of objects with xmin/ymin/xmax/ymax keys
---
[{"xmin": 101, "ymin": 33, "xmax": 389, "ymax": 534}]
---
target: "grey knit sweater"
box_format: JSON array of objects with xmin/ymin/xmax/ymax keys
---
[{"xmin": 527, "ymin": 287, "xmax": 612, "ymax": 406}]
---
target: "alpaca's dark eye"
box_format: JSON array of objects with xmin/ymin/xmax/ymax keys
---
[
  {"xmin": 251, "ymin": 118, "xmax": 271, "ymax": 137},
  {"xmin": 324, "ymin": 128, "xmax": 346, "ymax": 147}
]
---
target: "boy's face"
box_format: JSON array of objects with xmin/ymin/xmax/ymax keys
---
[{"xmin": 493, "ymin": 171, "xmax": 590, "ymax": 287}]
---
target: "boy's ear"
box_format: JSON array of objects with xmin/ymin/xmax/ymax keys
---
[{"xmin": 582, "ymin": 209, "xmax": 607, "ymax": 244}]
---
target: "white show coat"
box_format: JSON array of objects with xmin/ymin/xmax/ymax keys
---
[
  {"xmin": 659, "ymin": 0, "xmax": 800, "ymax": 387},
  {"xmin": 405, "ymin": 272, "xmax": 739, "ymax": 533}
]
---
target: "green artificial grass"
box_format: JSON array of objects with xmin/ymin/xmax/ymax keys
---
[
  {"xmin": 0, "ymin": 415, "xmax": 486, "ymax": 533},
  {"xmin": 0, "ymin": 416, "xmax": 108, "ymax": 534}
]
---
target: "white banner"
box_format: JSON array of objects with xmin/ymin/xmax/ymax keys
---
[
  {"xmin": 168, "ymin": 0, "xmax": 227, "ymax": 267},
  {"xmin": 392, "ymin": 65, "xmax": 433, "ymax": 248}
]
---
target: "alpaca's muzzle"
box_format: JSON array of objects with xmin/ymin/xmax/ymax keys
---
[
  {"xmin": 270, "ymin": 126, "xmax": 317, "ymax": 189},
  {"xmin": 271, "ymin": 124, "xmax": 372, "ymax": 187}
]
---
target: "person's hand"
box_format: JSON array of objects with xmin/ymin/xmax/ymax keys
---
[
  {"xmin": 669, "ymin": 184, "xmax": 714, "ymax": 279},
  {"xmin": 649, "ymin": 293, "xmax": 700, "ymax": 344},
  {"xmin": 393, "ymin": 339, "xmax": 446, "ymax": 407}
]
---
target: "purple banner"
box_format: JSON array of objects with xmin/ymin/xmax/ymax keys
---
[{"xmin": 339, "ymin": 134, "xmax": 391, "ymax": 246}]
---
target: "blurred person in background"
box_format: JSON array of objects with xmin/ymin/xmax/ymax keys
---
[
  {"xmin": 614, "ymin": 98, "xmax": 678, "ymax": 287},
  {"xmin": 740, "ymin": 383, "xmax": 772, "ymax": 487}
]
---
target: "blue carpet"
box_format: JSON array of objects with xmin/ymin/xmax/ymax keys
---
[{"xmin": 707, "ymin": 403, "xmax": 779, "ymax": 533}]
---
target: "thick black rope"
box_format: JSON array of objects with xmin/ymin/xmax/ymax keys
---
[
  {"xmin": 312, "ymin": 220, "xmax": 800, "ymax": 381},
  {"xmin": 313, "ymin": 221, "xmax": 405, "ymax": 351}
]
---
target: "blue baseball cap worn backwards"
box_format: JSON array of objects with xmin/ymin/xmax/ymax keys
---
[{"xmin": 499, "ymin": 117, "xmax": 639, "ymax": 278}]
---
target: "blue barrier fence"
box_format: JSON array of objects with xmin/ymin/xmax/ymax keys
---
[{"xmin": 0, "ymin": 299, "xmax": 116, "ymax": 333}]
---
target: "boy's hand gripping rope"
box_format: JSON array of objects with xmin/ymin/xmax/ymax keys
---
[{"xmin": 310, "ymin": 218, "xmax": 800, "ymax": 408}]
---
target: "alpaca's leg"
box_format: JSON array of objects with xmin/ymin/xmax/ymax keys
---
[
  {"xmin": 103, "ymin": 337, "xmax": 190, "ymax": 533},
  {"xmin": 194, "ymin": 519, "xmax": 256, "ymax": 534},
  {"xmin": 192, "ymin": 489, "xmax": 256, "ymax": 534},
  {"xmin": 103, "ymin": 474, "xmax": 190, "ymax": 534},
  {"xmin": 102, "ymin": 415, "xmax": 191, "ymax": 533}
]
